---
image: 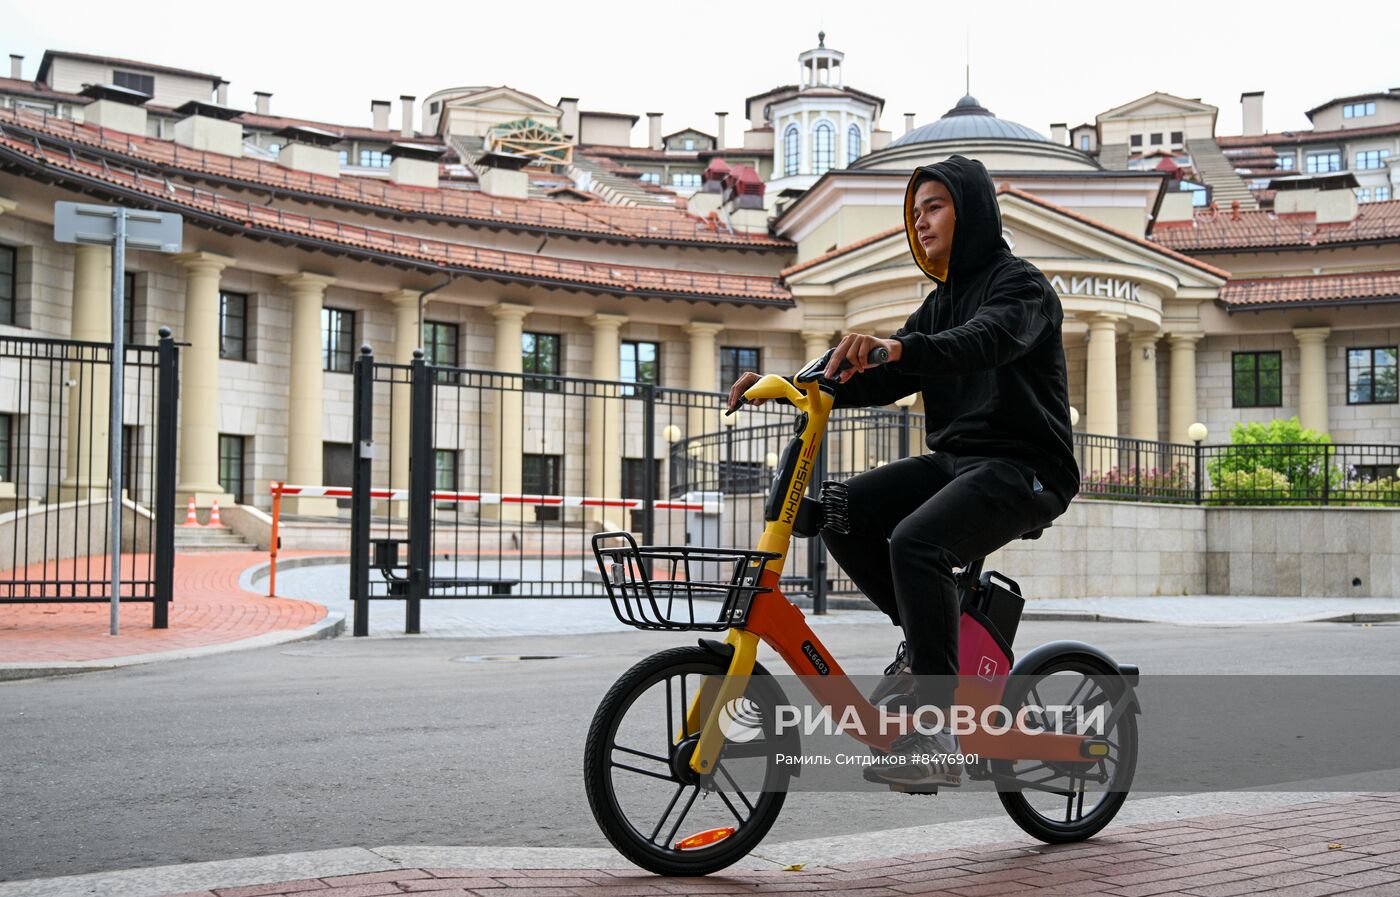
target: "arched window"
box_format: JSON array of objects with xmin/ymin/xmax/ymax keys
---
[
  {"xmin": 812, "ymin": 121, "xmax": 834, "ymax": 175},
  {"xmin": 847, "ymin": 124, "xmax": 862, "ymax": 164},
  {"xmin": 783, "ymin": 125, "xmax": 800, "ymax": 176}
]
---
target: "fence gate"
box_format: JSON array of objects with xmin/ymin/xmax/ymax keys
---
[{"xmin": 0, "ymin": 332, "xmax": 179, "ymax": 626}]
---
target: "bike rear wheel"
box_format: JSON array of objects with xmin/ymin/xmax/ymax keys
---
[
  {"xmin": 991, "ymin": 652, "xmax": 1139, "ymax": 842},
  {"xmin": 583, "ymin": 645, "xmax": 792, "ymax": 876}
]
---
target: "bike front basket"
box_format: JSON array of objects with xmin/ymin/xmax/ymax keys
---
[{"xmin": 591, "ymin": 532, "xmax": 778, "ymax": 631}]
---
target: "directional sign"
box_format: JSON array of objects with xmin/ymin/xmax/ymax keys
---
[{"xmin": 54, "ymin": 202, "xmax": 183, "ymax": 253}]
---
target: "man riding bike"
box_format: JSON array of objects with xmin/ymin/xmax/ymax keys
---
[{"xmin": 726, "ymin": 155, "xmax": 1080, "ymax": 789}]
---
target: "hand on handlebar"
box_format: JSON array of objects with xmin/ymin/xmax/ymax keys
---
[
  {"xmin": 823, "ymin": 334, "xmax": 902, "ymax": 383},
  {"xmin": 726, "ymin": 371, "xmax": 765, "ymax": 414}
]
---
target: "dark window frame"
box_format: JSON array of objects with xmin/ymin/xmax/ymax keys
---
[
  {"xmin": 218, "ymin": 433, "xmax": 246, "ymax": 504},
  {"xmin": 0, "ymin": 412, "xmax": 12, "ymax": 481},
  {"xmin": 847, "ymin": 123, "xmax": 861, "ymax": 164},
  {"xmin": 620, "ymin": 339, "xmax": 660, "ymax": 395},
  {"xmin": 523, "ymin": 452, "xmax": 562, "ymax": 521},
  {"xmin": 720, "ymin": 346, "xmax": 761, "ymax": 392},
  {"xmin": 1231, "ymin": 351, "xmax": 1283, "ymax": 408},
  {"xmin": 812, "ymin": 121, "xmax": 835, "ymax": 175},
  {"xmin": 522, "ymin": 331, "xmax": 561, "ymax": 392},
  {"xmin": 0, "ymin": 243, "xmax": 16, "ymax": 326},
  {"xmin": 113, "ymin": 70, "xmax": 154, "ymax": 95},
  {"xmin": 783, "ymin": 125, "xmax": 800, "ymax": 176},
  {"xmin": 1170, "ymin": 130, "xmax": 1184, "ymax": 145},
  {"xmin": 322, "ymin": 307, "xmax": 355, "ymax": 373},
  {"xmin": 1149, "ymin": 131, "xmax": 1163, "ymax": 145},
  {"xmin": 1130, "ymin": 134, "xmax": 1143, "ymax": 148},
  {"xmin": 219, "ymin": 290, "xmax": 248, "ymax": 360},
  {"xmin": 1346, "ymin": 346, "xmax": 1398, "ymax": 405}
]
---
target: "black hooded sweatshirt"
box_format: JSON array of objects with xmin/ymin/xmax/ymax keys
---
[{"xmin": 831, "ymin": 155, "xmax": 1080, "ymax": 495}]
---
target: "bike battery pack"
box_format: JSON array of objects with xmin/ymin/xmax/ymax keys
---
[{"xmin": 975, "ymin": 571, "xmax": 1025, "ymax": 648}]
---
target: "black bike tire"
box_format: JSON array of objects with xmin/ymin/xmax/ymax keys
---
[
  {"xmin": 583, "ymin": 645, "xmax": 790, "ymax": 876},
  {"xmin": 993, "ymin": 653, "xmax": 1139, "ymax": 843}
]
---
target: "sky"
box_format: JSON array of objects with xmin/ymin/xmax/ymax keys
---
[{"xmin": 5, "ymin": 0, "xmax": 1398, "ymax": 144}]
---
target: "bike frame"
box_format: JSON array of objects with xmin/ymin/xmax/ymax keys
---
[{"xmin": 684, "ymin": 369, "xmax": 1108, "ymax": 778}]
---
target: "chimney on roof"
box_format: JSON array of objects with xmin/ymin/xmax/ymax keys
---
[
  {"xmin": 1050, "ymin": 122, "xmax": 1067, "ymax": 146},
  {"xmin": 715, "ymin": 111, "xmax": 727, "ymax": 149},
  {"xmin": 371, "ymin": 99, "xmax": 391, "ymax": 132},
  {"xmin": 254, "ymin": 91, "xmax": 271, "ymax": 116},
  {"xmin": 275, "ymin": 125, "xmax": 342, "ymax": 178},
  {"xmin": 79, "ymin": 83, "xmax": 150, "ymax": 136},
  {"xmin": 388, "ymin": 141, "xmax": 445, "ymax": 189},
  {"xmin": 173, "ymin": 100, "xmax": 244, "ymax": 157},
  {"xmin": 647, "ymin": 112, "xmax": 662, "ymax": 150},
  {"xmin": 215, "ymin": 80, "xmax": 228, "ymax": 105},
  {"xmin": 558, "ymin": 97, "xmax": 580, "ymax": 140},
  {"xmin": 904, "ymin": 113, "xmax": 915, "ymax": 135},
  {"xmin": 1241, "ymin": 91, "xmax": 1264, "ymax": 137},
  {"xmin": 477, "ymin": 151, "xmax": 531, "ymax": 199},
  {"xmin": 10, "ymin": 55, "xmax": 22, "ymax": 80},
  {"xmin": 400, "ymin": 95, "xmax": 415, "ymax": 138},
  {"xmin": 1272, "ymin": 172, "xmax": 1360, "ymax": 224}
]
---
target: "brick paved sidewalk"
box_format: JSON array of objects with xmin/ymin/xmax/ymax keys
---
[
  {"xmin": 147, "ymin": 793, "xmax": 1400, "ymax": 897},
  {"xmin": 0, "ymin": 551, "xmax": 326, "ymax": 663}
]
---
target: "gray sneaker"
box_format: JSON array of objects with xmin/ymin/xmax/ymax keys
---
[
  {"xmin": 862, "ymin": 727, "xmax": 963, "ymax": 788},
  {"xmin": 867, "ymin": 640, "xmax": 912, "ymax": 706}
]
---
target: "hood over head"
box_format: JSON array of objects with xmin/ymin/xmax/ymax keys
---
[{"xmin": 903, "ymin": 154, "xmax": 1006, "ymax": 282}]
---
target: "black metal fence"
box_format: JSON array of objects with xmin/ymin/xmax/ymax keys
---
[
  {"xmin": 0, "ymin": 332, "xmax": 178, "ymax": 625},
  {"xmin": 346, "ymin": 347, "xmax": 1398, "ymax": 631}
]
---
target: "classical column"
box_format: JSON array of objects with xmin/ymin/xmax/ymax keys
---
[
  {"xmin": 489, "ymin": 302, "xmax": 529, "ymax": 520},
  {"xmin": 586, "ymin": 314, "xmax": 627, "ymax": 523},
  {"xmin": 385, "ymin": 289, "xmax": 419, "ymax": 517},
  {"xmin": 1166, "ymin": 332, "xmax": 1203, "ymax": 444},
  {"xmin": 280, "ymin": 272, "xmax": 337, "ymax": 515},
  {"xmin": 173, "ymin": 251, "xmax": 236, "ymax": 507},
  {"xmin": 59, "ymin": 244, "xmax": 112, "ymax": 500},
  {"xmin": 1293, "ymin": 326, "xmax": 1331, "ymax": 435},
  {"xmin": 800, "ymin": 329, "xmax": 832, "ymax": 365},
  {"xmin": 1128, "ymin": 332, "xmax": 1160, "ymax": 442},
  {"xmin": 1084, "ymin": 314, "xmax": 1123, "ymax": 438},
  {"xmin": 683, "ymin": 321, "xmax": 723, "ymax": 472}
]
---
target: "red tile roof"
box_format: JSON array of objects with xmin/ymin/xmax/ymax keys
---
[
  {"xmin": 36, "ymin": 50, "xmax": 222, "ymax": 85},
  {"xmin": 996, "ymin": 186, "xmax": 1231, "ymax": 280},
  {"xmin": 0, "ymin": 107, "xmax": 792, "ymax": 251},
  {"xmin": 1216, "ymin": 121, "xmax": 1400, "ymax": 148},
  {"xmin": 1220, "ymin": 270, "xmax": 1400, "ymax": 309},
  {"xmin": 1150, "ymin": 201, "xmax": 1400, "ymax": 252},
  {"xmin": 0, "ymin": 133, "xmax": 792, "ymax": 307}
]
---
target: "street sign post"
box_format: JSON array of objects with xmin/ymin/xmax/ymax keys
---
[{"xmin": 53, "ymin": 202, "xmax": 183, "ymax": 635}]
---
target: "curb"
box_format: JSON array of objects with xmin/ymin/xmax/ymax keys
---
[
  {"xmin": 0, "ymin": 611, "xmax": 344, "ymax": 682},
  {"xmin": 0, "ymin": 791, "xmax": 1353, "ymax": 897}
]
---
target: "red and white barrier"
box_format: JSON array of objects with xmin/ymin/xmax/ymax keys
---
[
  {"xmin": 263, "ymin": 482, "xmax": 722, "ymax": 598},
  {"xmin": 269, "ymin": 484, "xmax": 722, "ymax": 513}
]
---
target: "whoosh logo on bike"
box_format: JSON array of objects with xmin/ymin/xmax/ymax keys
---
[{"xmin": 781, "ymin": 450, "xmax": 811, "ymax": 526}]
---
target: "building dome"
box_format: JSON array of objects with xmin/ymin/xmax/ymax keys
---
[{"xmin": 890, "ymin": 95, "xmax": 1049, "ymax": 146}]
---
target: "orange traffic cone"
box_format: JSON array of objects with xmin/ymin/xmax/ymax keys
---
[
  {"xmin": 180, "ymin": 496, "xmax": 201, "ymax": 527},
  {"xmin": 207, "ymin": 500, "xmax": 226, "ymax": 529}
]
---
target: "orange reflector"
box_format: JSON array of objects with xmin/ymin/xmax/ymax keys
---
[{"xmin": 674, "ymin": 826, "xmax": 736, "ymax": 850}]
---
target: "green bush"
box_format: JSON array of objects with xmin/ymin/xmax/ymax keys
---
[
  {"xmin": 1208, "ymin": 467, "xmax": 1292, "ymax": 505},
  {"xmin": 1207, "ymin": 417, "xmax": 1342, "ymax": 500},
  {"xmin": 1339, "ymin": 477, "xmax": 1400, "ymax": 507}
]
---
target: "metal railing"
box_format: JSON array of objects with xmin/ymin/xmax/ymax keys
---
[{"xmin": 0, "ymin": 332, "xmax": 178, "ymax": 624}]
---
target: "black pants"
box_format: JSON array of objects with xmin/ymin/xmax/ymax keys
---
[{"xmin": 821, "ymin": 452, "xmax": 1071, "ymax": 709}]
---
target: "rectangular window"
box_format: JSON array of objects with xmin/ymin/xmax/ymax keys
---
[
  {"xmin": 1305, "ymin": 152, "xmax": 1341, "ymax": 173},
  {"xmin": 1347, "ymin": 347, "xmax": 1398, "ymax": 405},
  {"xmin": 522, "ymin": 331, "xmax": 560, "ymax": 391},
  {"xmin": 720, "ymin": 346, "xmax": 761, "ymax": 392},
  {"xmin": 424, "ymin": 320, "xmax": 459, "ymax": 367},
  {"xmin": 620, "ymin": 340, "xmax": 660, "ymax": 395},
  {"xmin": 1149, "ymin": 132, "xmax": 1163, "ymax": 145},
  {"xmin": 429, "ymin": 101, "xmax": 441, "ymax": 115},
  {"xmin": 1130, "ymin": 134, "xmax": 1143, "ymax": 148},
  {"xmin": 112, "ymin": 70, "xmax": 154, "ymax": 96},
  {"xmin": 358, "ymin": 148, "xmax": 390, "ymax": 168},
  {"xmin": 218, "ymin": 434, "xmax": 245, "ymax": 504},
  {"xmin": 621, "ymin": 457, "xmax": 662, "ymax": 531},
  {"xmin": 322, "ymin": 308, "xmax": 355, "ymax": 373},
  {"xmin": 0, "ymin": 412, "xmax": 12, "ymax": 481},
  {"xmin": 1355, "ymin": 149, "xmax": 1391, "ymax": 170},
  {"xmin": 639, "ymin": 172, "xmax": 661, "ymax": 185},
  {"xmin": 1275, "ymin": 152, "xmax": 1295, "ymax": 170},
  {"xmin": 1357, "ymin": 188, "xmax": 1372, "ymax": 203},
  {"xmin": 669, "ymin": 172, "xmax": 701, "ymax": 187},
  {"xmin": 434, "ymin": 449, "xmax": 458, "ymax": 509},
  {"xmin": 219, "ymin": 290, "xmax": 248, "ymax": 360},
  {"xmin": 1378, "ymin": 186, "xmax": 1392, "ymax": 202},
  {"xmin": 1232, "ymin": 351, "xmax": 1283, "ymax": 408},
  {"xmin": 337, "ymin": 149, "xmax": 349, "ymax": 167},
  {"xmin": 322, "ymin": 441, "xmax": 352, "ymax": 509},
  {"xmin": 1079, "ymin": 135, "xmax": 1090, "ymax": 151},
  {"xmin": 0, "ymin": 244, "xmax": 16, "ymax": 326},
  {"xmin": 123, "ymin": 271, "xmax": 136, "ymax": 345},
  {"xmin": 1170, "ymin": 130, "xmax": 1184, "ymax": 145},
  {"xmin": 523, "ymin": 453, "xmax": 562, "ymax": 521},
  {"xmin": 1343, "ymin": 101, "xmax": 1377, "ymax": 118}
]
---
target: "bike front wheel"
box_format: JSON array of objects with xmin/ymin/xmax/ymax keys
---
[
  {"xmin": 583, "ymin": 645, "xmax": 792, "ymax": 876},
  {"xmin": 991, "ymin": 652, "xmax": 1139, "ymax": 843}
]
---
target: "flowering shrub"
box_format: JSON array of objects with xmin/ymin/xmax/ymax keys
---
[
  {"xmin": 1208, "ymin": 467, "xmax": 1293, "ymax": 505},
  {"xmin": 1080, "ymin": 462, "xmax": 1193, "ymax": 501}
]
